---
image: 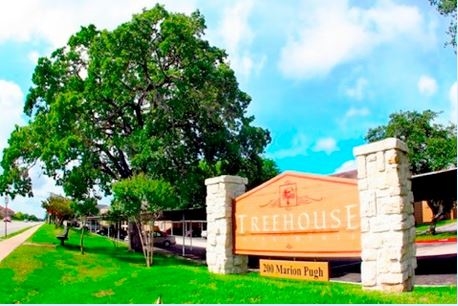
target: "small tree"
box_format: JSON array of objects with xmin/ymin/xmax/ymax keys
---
[
  {"xmin": 41, "ymin": 194, "xmax": 74, "ymax": 226},
  {"xmin": 112, "ymin": 174, "xmax": 177, "ymax": 267},
  {"xmin": 71, "ymin": 198, "xmax": 99, "ymax": 254}
]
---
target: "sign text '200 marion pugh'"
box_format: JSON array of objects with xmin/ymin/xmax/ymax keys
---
[{"xmin": 260, "ymin": 259, "xmax": 329, "ymax": 281}]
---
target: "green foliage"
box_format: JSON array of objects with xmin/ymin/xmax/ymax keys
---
[
  {"xmin": 0, "ymin": 4, "xmax": 270, "ymax": 210},
  {"xmin": 12, "ymin": 211, "xmax": 25, "ymax": 220},
  {"xmin": 365, "ymin": 110, "xmax": 457, "ymax": 175},
  {"xmin": 0, "ymin": 224, "xmax": 455, "ymax": 304},
  {"xmin": 429, "ymin": 0, "xmax": 457, "ymax": 51},
  {"xmin": 112, "ymin": 174, "xmax": 177, "ymax": 266},
  {"xmin": 112, "ymin": 174, "xmax": 176, "ymax": 217},
  {"xmin": 11, "ymin": 211, "xmax": 38, "ymax": 221},
  {"xmin": 41, "ymin": 194, "xmax": 74, "ymax": 225},
  {"xmin": 366, "ymin": 110, "xmax": 457, "ymax": 230}
]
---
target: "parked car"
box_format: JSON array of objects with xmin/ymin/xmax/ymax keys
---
[
  {"xmin": 153, "ymin": 231, "xmax": 176, "ymax": 247},
  {"xmin": 201, "ymin": 230, "xmax": 207, "ymax": 239},
  {"xmin": 124, "ymin": 231, "xmax": 176, "ymax": 247},
  {"xmin": 96, "ymin": 227, "xmax": 109, "ymax": 236},
  {"xmin": 3, "ymin": 216, "xmax": 11, "ymax": 222}
]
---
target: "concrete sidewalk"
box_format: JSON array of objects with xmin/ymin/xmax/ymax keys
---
[{"xmin": 0, "ymin": 223, "xmax": 43, "ymax": 262}]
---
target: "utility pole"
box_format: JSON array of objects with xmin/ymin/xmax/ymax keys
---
[{"xmin": 4, "ymin": 194, "xmax": 8, "ymax": 238}]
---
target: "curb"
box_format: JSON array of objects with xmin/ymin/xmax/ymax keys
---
[{"xmin": 416, "ymin": 238, "xmax": 457, "ymax": 244}]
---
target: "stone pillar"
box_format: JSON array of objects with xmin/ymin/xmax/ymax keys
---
[
  {"xmin": 205, "ymin": 175, "xmax": 248, "ymax": 274},
  {"xmin": 353, "ymin": 138, "xmax": 416, "ymax": 292}
]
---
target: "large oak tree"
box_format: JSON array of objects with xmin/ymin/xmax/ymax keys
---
[{"xmin": 0, "ymin": 5, "xmax": 271, "ymax": 213}]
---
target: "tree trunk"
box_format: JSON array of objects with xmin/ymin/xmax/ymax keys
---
[
  {"xmin": 128, "ymin": 221, "xmax": 143, "ymax": 252},
  {"xmin": 427, "ymin": 199, "xmax": 445, "ymax": 235},
  {"xmin": 135, "ymin": 220, "xmax": 147, "ymax": 265},
  {"xmin": 80, "ymin": 216, "xmax": 86, "ymax": 254}
]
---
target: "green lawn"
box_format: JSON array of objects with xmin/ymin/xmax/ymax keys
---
[
  {"xmin": 416, "ymin": 219, "xmax": 455, "ymax": 231},
  {"xmin": 416, "ymin": 219, "xmax": 457, "ymax": 242},
  {"xmin": 0, "ymin": 224, "xmax": 456, "ymax": 304}
]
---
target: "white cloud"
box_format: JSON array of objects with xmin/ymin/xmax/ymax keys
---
[
  {"xmin": 0, "ymin": 80, "xmax": 24, "ymax": 150},
  {"xmin": 270, "ymin": 133, "xmax": 309, "ymax": 159},
  {"xmin": 215, "ymin": 0, "xmax": 266, "ymax": 78},
  {"xmin": 28, "ymin": 51, "xmax": 40, "ymax": 64},
  {"xmin": 344, "ymin": 107, "xmax": 370, "ymax": 119},
  {"xmin": 345, "ymin": 77, "xmax": 368, "ymax": 100},
  {"xmin": 417, "ymin": 75, "xmax": 438, "ymax": 96},
  {"xmin": 278, "ymin": 0, "xmax": 424, "ymax": 80},
  {"xmin": 336, "ymin": 107, "xmax": 373, "ymax": 138},
  {"xmin": 0, "ymin": 0, "xmax": 197, "ymax": 49},
  {"xmin": 450, "ymin": 82, "xmax": 457, "ymax": 123},
  {"xmin": 333, "ymin": 160, "xmax": 356, "ymax": 174},
  {"xmin": 313, "ymin": 137, "xmax": 339, "ymax": 155}
]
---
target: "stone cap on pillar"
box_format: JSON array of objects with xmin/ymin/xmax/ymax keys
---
[
  {"xmin": 353, "ymin": 137, "xmax": 408, "ymax": 157},
  {"xmin": 205, "ymin": 175, "xmax": 248, "ymax": 186}
]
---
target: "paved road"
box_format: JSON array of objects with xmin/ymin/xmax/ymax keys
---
[
  {"xmin": 174, "ymin": 235, "xmax": 207, "ymax": 248},
  {"xmin": 173, "ymin": 234, "xmax": 457, "ymax": 258},
  {"xmin": 0, "ymin": 221, "xmax": 41, "ymax": 237}
]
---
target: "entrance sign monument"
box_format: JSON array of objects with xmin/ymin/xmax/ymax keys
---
[{"xmin": 205, "ymin": 138, "xmax": 416, "ymax": 292}]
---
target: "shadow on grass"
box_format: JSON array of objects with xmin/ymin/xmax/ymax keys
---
[{"xmin": 59, "ymin": 240, "xmax": 199, "ymax": 267}]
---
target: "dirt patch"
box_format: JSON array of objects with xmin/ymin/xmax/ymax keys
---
[{"xmin": 23, "ymin": 242, "xmax": 56, "ymax": 248}]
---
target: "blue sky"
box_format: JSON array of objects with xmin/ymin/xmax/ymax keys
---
[{"xmin": 0, "ymin": 0, "xmax": 456, "ymax": 218}]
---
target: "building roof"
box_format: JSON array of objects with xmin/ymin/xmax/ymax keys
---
[
  {"xmin": 331, "ymin": 167, "xmax": 457, "ymax": 202},
  {"xmin": 157, "ymin": 207, "xmax": 206, "ymax": 221},
  {"xmin": 411, "ymin": 168, "xmax": 457, "ymax": 202},
  {"xmin": 0, "ymin": 205, "xmax": 15, "ymax": 216},
  {"xmin": 330, "ymin": 169, "xmax": 357, "ymax": 179}
]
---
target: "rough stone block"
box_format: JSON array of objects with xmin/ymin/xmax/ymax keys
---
[
  {"xmin": 387, "ymin": 260, "xmax": 409, "ymax": 273},
  {"xmin": 366, "ymin": 159, "xmax": 378, "ymax": 177},
  {"xmin": 360, "ymin": 191, "xmax": 377, "ymax": 218},
  {"xmin": 385, "ymin": 149, "xmax": 400, "ymax": 166},
  {"xmin": 361, "ymin": 261, "xmax": 377, "ymax": 287},
  {"xmin": 376, "ymin": 151, "xmax": 385, "ymax": 172},
  {"xmin": 356, "ymin": 156, "xmax": 367, "ymax": 178},
  {"xmin": 354, "ymin": 138, "xmax": 408, "ymax": 157},
  {"xmin": 382, "ymin": 233, "xmax": 407, "ymax": 249},
  {"xmin": 357, "ymin": 178, "xmax": 368, "ymax": 191},
  {"xmin": 205, "ymin": 175, "xmax": 248, "ymax": 186},
  {"xmin": 380, "ymin": 271, "xmax": 408, "ymax": 284},
  {"xmin": 206, "ymin": 183, "xmax": 220, "ymax": 194},
  {"xmin": 360, "ymin": 217, "xmax": 370, "ymax": 233},
  {"xmin": 377, "ymin": 196, "xmax": 401, "ymax": 215},
  {"xmin": 409, "ymin": 226, "xmax": 416, "ymax": 243},
  {"xmin": 361, "ymin": 249, "xmax": 378, "ymax": 261},
  {"xmin": 371, "ymin": 217, "xmax": 392, "ymax": 233},
  {"xmin": 362, "ymin": 234, "xmax": 382, "ymax": 249}
]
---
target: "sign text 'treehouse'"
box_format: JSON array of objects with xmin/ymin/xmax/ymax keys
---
[{"xmin": 233, "ymin": 171, "xmax": 361, "ymax": 257}]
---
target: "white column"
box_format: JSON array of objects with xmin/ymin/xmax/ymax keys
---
[
  {"xmin": 354, "ymin": 138, "xmax": 416, "ymax": 292},
  {"xmin": 205, "ymin": 175, "xmax": 248, "ymax": 274}
]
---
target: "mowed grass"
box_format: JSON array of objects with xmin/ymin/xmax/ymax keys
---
[
  {"xmin": 0, "ymin": 224, "xmax": 456, "ymax": 304},
  {"xmin": 416, "ymin": 219, "xmax": 457, "ymax": 242}
]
